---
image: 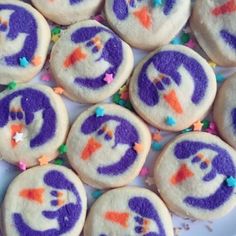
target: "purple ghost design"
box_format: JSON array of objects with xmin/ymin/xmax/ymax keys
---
[{"xmin": 220, "ymin": 29, "xmax": 236, "ymax": 50}]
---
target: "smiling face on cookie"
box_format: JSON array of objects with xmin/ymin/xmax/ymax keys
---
[
  {"xmin": 84, "ymin": 187, "xmax": 174, "ymax": 236},
  {"xmin": 2, "ymin": 165, "xmax": 87, "ymax": 236},
  {"xmin": 154, "ymin": 132, "xmax": 236, "ymax": 220},
  {"xmin": 0, "ymin": 85, "xmax": 68, "ymax": 167},
  {"xmin": 129, "ymin": 45, "xmax": 217, "ymax": 131},
  {"xmin": 66, "ymin": 104, "xmax": 151, "ymax": 189}
]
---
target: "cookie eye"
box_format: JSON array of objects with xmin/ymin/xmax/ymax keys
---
[{"xmin": 200, "ymin": 161, "xmax": 208, "ymax": 170}]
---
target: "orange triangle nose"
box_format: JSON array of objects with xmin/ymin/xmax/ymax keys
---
[
  {"xmin": 133, "ymin": 6, "xmax": 152, "ymax": 29},
  {"xmin": 105, "ymin": 211, "xmax": 130, "ymax": 228},
  {"xmin": 170, "ymin": 164, "xmax": 194, "ymax": 185},
  {"xmin": 64, "ymin": 47, "xmax": 87, "ymax": 68},
  {"xmin": 163, "ymin": 90, "xmax": 183, "ymax": 114},
  {"xmin": 19, "ymin": 188, "xmax": 45, "ymax": 204}
]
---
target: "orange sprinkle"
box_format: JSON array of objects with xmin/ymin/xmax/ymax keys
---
[
  {"xmin": 107, "ymin": 130, "xmax": 113, "ymax": 138},
  {"xmin": 57, "ymin": 199, "xmax": 65, "ymax": 206},
  {"xmin": 193, "ymin": 120, "xmax": 203, "ymax": 131},
  {"xmin": 54, "ymin": 87, "xmax": 64, "ymax": 95},
  {"xmin": 152, "ymin": 132, "xmax": 163, "ymax": 142},
  {"xmin": 133, "ymin": 6, "xmax": 152, "ymax": 29},
  {"xmin": 19, "ymin": 188, "xmax": 45, "ymax": 204},
  {"xmin": 104, "ymin": 211, "xmax": 130, "ymax": 228},
  {"xmin": 11, "ymin": 124, "xmax": 24, "ymax": 148},
  {"xmin": 170, "ymin": 164, "xmax": 194, "ymax": 185},
  {"xmin": 133, "ymin": 143, "xmax": 144, "ymax": 154},
  {"xmin": 81, "ymin": 137, "xmax": 102, "ymax": 160},
  {"xmin": 163, "ymin": 90, "xmax": 183, "ymax": 114},
  {"xmin": 38, "ymin": 155, "xmax": 49, "ymax": 166},
  {"xmin": 31, "ymin": 56, "xmax": 42, "ymax": 66},
  {"xmin": 64, "ymin": 47, "xmax": 87, "ymax": 68}
]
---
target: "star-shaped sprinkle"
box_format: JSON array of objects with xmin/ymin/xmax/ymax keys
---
[
  {"xmin": 152, "ymin": 132, "xmax": 163, "ymax": 142},
  {"xmin": 216, "ymin": 73, "xmax": 225, "ymax": 83},
  {"xmin": 153, "ymin": 0, "xmax": 163, "ymax": 7},
  {"xmin": 38, "ymin": 155, "xmax": 49, "ymax": 166},
  {"xmin": 19, "ymin": 57, "xmax": 29, "ymax": 67},
  {"xmin": 208, "ymin": 61, "xmax": 217, "ymax": 68},
  {"xmin": 51, "ymin": 26, "xmax": 61, "ymax": 35},
  {"xmin": 133, "ymin": 142, "xmax": 144, "ymax": 154},
  {"xmin": 193, "ymin": 120, "xmax": 203, "ymax": 131},
  {"xmin": 103, "ymin": 73, "xmax": 114, "ymax": 84},
  {"xmin": 151, "ymin": 141, "xmax": 163, "ymax": 151},
  {"xmin": 31, "ymin": 56, "xmax": 42, "ymax": 66},
  {"xmin": 51, "ymin": 34, "xmax": 60, "ymax": 43},
  {"xmin": 119, "ymin": 85, "xmax": 128, "ymax": 94},
  {"xmin": 18, "ymin": 161, "xmax": 27, "ymax": 171},
  {"xmin": 91, "ymin": 190, "xmax": 103, "ymax": 199},
  {"xmin": 58, "ymin": 144, "xmax": 68, "ymax": 154},
  {"xmin": 7, "ymin": 81, "xmax": 17, "ymax": 90},
  {"xmin": 41, "ymin": 72, "xmax": 52, "ymax": 81},
  {"xmin": 139, "ymin": 167, "xmax": 149, "ymax": 177},
  {"xmin": 54, "ymin": 87, "xmax": 64, "ymax": 95},
  {"xmin": 54, "ymin": 158, "xmax": 65, "ymax": 166},
  {"xmin": 95, "ymin": 107, "xmax": 105, "ymax": 117},
  {"xmin": 120, "ymin": 91, "xmax": 129, "ymax": 100},
  {"xmin": 226, "ymin": 176, "xmax": 236, "ymax": 187},
  {"xmin": 185, "ymin": 38, "xmax": 197, "ymax": 49},
  {"xmin": 171, "ymin": 37, "xmax": 181, "ymax": 45},
  {"xmin": 145, "ymin": 176, "xmax": 155, "ymax": 186},
  {"xmin": 13, "ymin": 132, "xmax": 24, "ymax": 143},
  {"xmin": 165, "ymin": 116, "xmax": 176, "ymax": 126}
]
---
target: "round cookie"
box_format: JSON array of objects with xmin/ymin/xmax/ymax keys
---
[
  {"xmin": 2, "ymin": 164, "xmax": 87, "ymax": 236},
  {"xmin": 84, "ymin": 187, "xmax": 174, "ymax": 236},
  {"xmin": 50, "ymin": 20, "xmax": 134, "ymax": 103},
  {"xmin": 104, "ymin": 0, "xmax": 191, "ymax": 50},
  {"xmin": 67, "ymin": 104, "xmax": 151, "ymax": 189},
  {"xmin": 214, "ymin": 75, "xmax": 236, "ymax": 150},
  {"xmin": 0, "ymin": 84, "xmax": 69, "ymax": 167},
  {"xmin": 191, "ymin": 0, "xmax": 236, "ymax": 67},
  {"xmin": 154, "ymin": 132, "xmax": 236, "ymax": 220},
  {"xmin": 129, "ymin": 45, "xmax": 217, "ymax": 131},
  {"xmin": 0, "ymin": 0, "xmax": 50, "ymax": 84},
  {"xmin": 32, "ymin": 0, "xmax": 104, "ymax": 25}
]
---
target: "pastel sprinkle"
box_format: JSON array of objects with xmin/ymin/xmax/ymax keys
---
[
  {"xmin": 41, "ymin": 73, "xmax": 52, "ymax": 81},
  {"xmin": 58, "ymin": 144, "xmax": 68, "ymax": 154},
  {"xmin": 151, "ymin": 141, "xmax": 163, "ymax": 151},
  {"xmin": 181, "ymin": 33, "xmax": 190, "ymax": 44},
  {"xmin": 145, "ymin": 177, "xmax": 155, "ymax": 186},
  {"xmin": 103, "ymin": 73, "xmax": 114, "ymax": 84},
  {"xmin": 38, "ymin": 155, "xmax": 49, "ymax": 166},
  {"xmin": 193, "ymin": 120, "xmax": 203, "ymax": 131},
  {"xmin": 119, "ymin": 85, "xmax": 128, "ymax": 94},
  {"xmin": 216, "ymin": 73, "xmax": 225, "ymax": 83},
  {"xmin": 54, "ymin": 87, "xmax": 64, "ymax": 95},
  {"xmin": 112, "ymin": 93, "xmax": 120, "ymax": 103},
  {"xmin": 51, "ymin": 26, "xmax": 61, "ymax": 35},
  {"xmin": 171, "ymin": 37, "xmax": 182, "ymax": 45},
  {"xmin": 120, "ymin": 91, "xmax": 129, "ymax": 100},
  {"xmin": 92, "ymin": 15, "xmax": 104, "ymax": 22},
  {"xmin": 208, "ymin": 61, "xmax": 217, "ymax": 68},
  {"xmin": 133, "ymin": 143, "xmax": 144, "ymax": 154},
  {"xmin": 31, "ymin": 56, "xmax": 42, "ymax": 66},
  {"xmin": 51, "ymin": 34, "xmax": 60, "ymax": 43},
  {"xmin": 181, "ymin": 127, "xmax": 192, "ymax": 133},
  {"xmin": 7, "ymin": 81, "xmax": 17, "ymax": 90},
  {"xmin": 165, "ymin": 116, "xmax": 176, "ymax": 126},
  {"xmin": 185, "ymin": 38, "xmax": 196, "ymax": 49},
  {"xmin": 19, "ymin": 57, "xmax": 29, "ymax": 67},
  {"xmin": 18, "ymin": 161, "xmax": 27, "ymax": 171},
  {"xmin": 139, "ymin": 167, "xmax": 149, "ymax": 177},
  {"xmin": 118, "ymin": 99, "xmax": 126, "ymax": 106},
  {"xmin": 92, "ymin": 190, "xmax": 103, "ymax": 199},
  {"xmin": 226, "ymin": 176, "xmax": 236, "ymax": 187},
  {"xmin": 202, "ymin": 119, "xmax": 210, "ymax": 129},
  {"xmin": 54, "ymin": 158, "xmax": 65, "ymax": 166},
  {"xmin": 153, "ymin": 0, "xmax": 163, "ymax": 7},
  {"xmin": 152, "ymin": 132, "xmax": 163, "ymax": 142},
  {"xmin": 95, "ymin": 107, "xmax": 105, "ymax": 117}
]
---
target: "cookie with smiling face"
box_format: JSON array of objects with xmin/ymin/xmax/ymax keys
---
[
  {"xmin": 50, "ymin": 20, "xmax": 134, "ymax": 103},
  {"xmin": 66, "ymin": 104, "xmax": 151, "ymax": 189},
  {"xmin": 214, "ymin": 75, "xmax": 236, "ymax": 150},
  {"xmin": 154, "ymin": 132, "xmax": 236, "ymax": 220},
  {"xmin": 129, "ymin": 45, "xmax": 217, "ymax": 131},
  {"xmin": 2, "ymin": 165, "xmax": 87, "ymax": 236},
  {"xmin": 104, "ymin": 0, "xmax": 191, "ymax": 50},
  {"xmin": 0, "ymin": 85, "xmax": 69, "ymax": 167},
  {"xmin": 191, "ymin": 0, "xmax": 236, "ymax": 67},
  {"xmin": 0, "ymin": 0, "xmax": 50, "ymax": 84},
  {"xmin": 84, "ymin": 187, "xmax": 174, "ymax": 236},
  {"xmin": 31, "ymin": 0, "xmax": 104, "ymax": 25}
]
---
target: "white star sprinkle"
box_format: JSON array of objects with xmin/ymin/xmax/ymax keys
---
[{"xmin": 13, "ymin": 132, "xmax": 24, "ymax": 143}]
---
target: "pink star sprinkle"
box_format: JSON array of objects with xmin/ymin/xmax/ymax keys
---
[
  {"xmin": 120, "ymin": 91, "xmax": 129, "ymax": 100},
  {"xmin": 18, "ymin": 161, "xmax": 27, "ymax": 171},
  {"xmin": 185, "ymin": 38, "xmax": 197, "ymax": 49},
  {"xmin": 139, "ymin": 167, "xmax": 149, "ymax": 177},
  {"xmin": 92, "ymin": 15, "xmax": 104, "ymax": 22},
  {"xmin": 41, "ymin": 72, "xmax": 52, "ymax": 82},
  {"xmin": 103, "ymin": 73, "xmax": 114, "ymax": 84}
]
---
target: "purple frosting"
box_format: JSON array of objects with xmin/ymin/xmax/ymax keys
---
[
  {"xmin": 70, "ymin": 26, "xmax": 123, "ymax": 89},
  {"xmin": 220, "ymin": 29, "xmax": 236, "ymax": 50},
  {"xmin": 138, "ymin": 50, "xmax": 208, "ymax": 106},
  {"xmin": 112, "ymin": 0, "xmax": 176, "ymax": 20},
  {"xmin": 0, "ymin": 4, "xmax": 37, "ymax": 66},
  {"xmin": 231, "ymin": 108, "xmax": 236, "ymax": 132},
  {"xmin": 129, "ymin": 197, "xmax": 166, "ymax": 236},
  {"xmin": 0, "ymin": 88, "xmax": 56, "ymax": 148},
  {"xmin": 70, "ymin": 0, "xmax": 82, "ymax": 4},
  {"xmin": 81, "ymin": 114, "xmax": 139, "ymax": 175},
  {"xmin": 13, "ymin": 170, "xmax": 82, "ymax": 235},
  {"xmin": 174, "ymin": 140, "xmax": 235, "ymax": 210}
]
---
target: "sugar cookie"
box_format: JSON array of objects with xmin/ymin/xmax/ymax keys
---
[
  {"xmin": 104, "ymin": 0, "xmax": 191, "ymax": 50},
  {"xmin": 0, "ymin": 85, "xmax": 69, "ymax": 167},
  {"xmin": 191, "ymin": 0, "xmax": 236, "ymax": 67},
  {"xmin": 84, "ymin": 187, "xmax": 174, "ymax": 236},
  {"xmin": 0, "ymin": 0, "xmax": 50, "ymax": 84},
  {"xmin": 129, "ymin": 45, "xmax": 217, "ymax": 131},
  {"xmin": 66, "ymin": 104, "xmax": 151, "ymax": 189},
  {"xmin": 31, "ymin": 0, "xmax": 104, "ymax": 25},
  {"xmin": 154, "ymin": 132, "xmax": 236, "ymax": 220},
  {"xmin": 214, "ymin": 75, "xmax": 236, "ymax": 150},
  {"xmin": 50, "ymin": 20, "xmax": 134, "ymax": 103},
  {"xmin": 2, "ymin": 165, "xmax": 87, "ymax": 236}
]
